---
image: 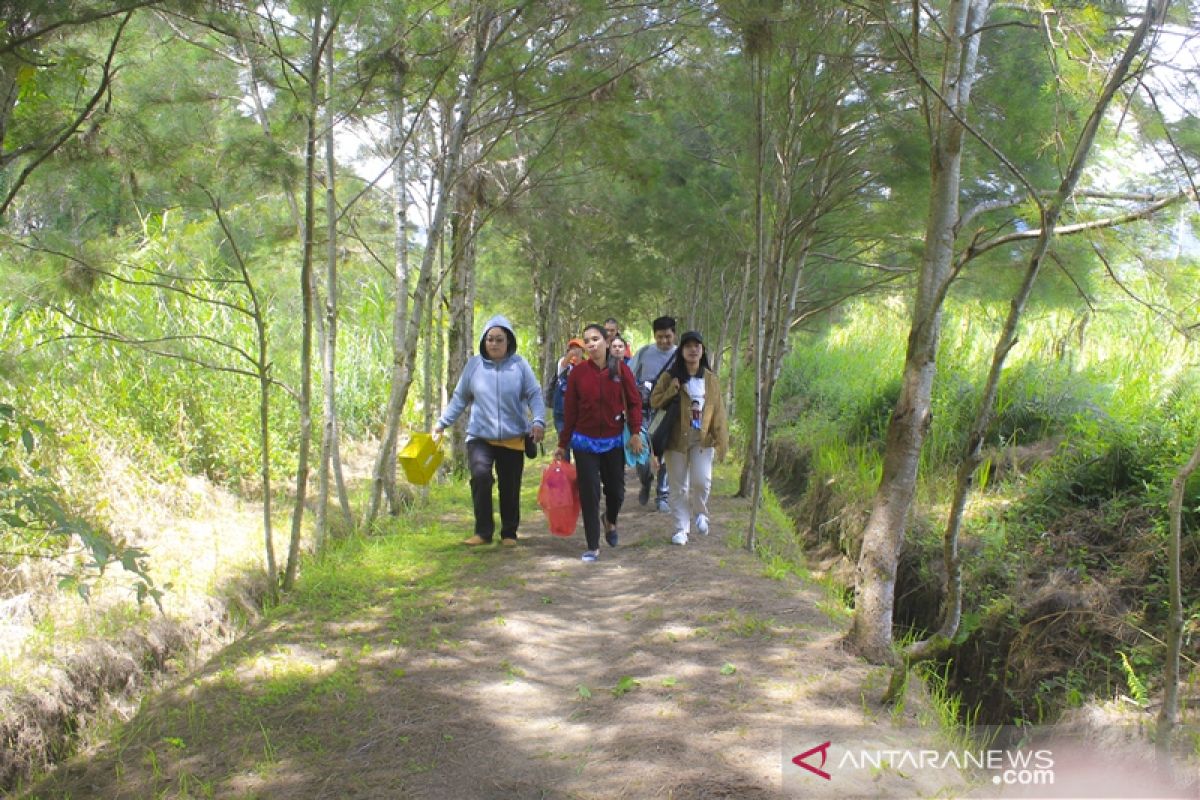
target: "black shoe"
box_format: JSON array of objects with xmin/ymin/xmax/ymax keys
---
[
  {"xmin": 605, "ymin": 527, "xmax": 619, "ymax": 547},
  {"xmin": 638, "ymin": 482, "xmax": 650, "ymax": 506}
]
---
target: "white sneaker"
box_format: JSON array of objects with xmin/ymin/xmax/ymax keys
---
[
  {"xmin": 671, "ymin": 531, "xmax": 688, "ymax": 546},
  {"xmin": 695, "ymin": 514, "xmax": 709, "ymax": 535}
]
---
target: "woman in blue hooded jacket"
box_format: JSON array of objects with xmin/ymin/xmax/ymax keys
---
[{"xmin": 434, "ymin": 315, "xmax": 546, "ymax": 546}]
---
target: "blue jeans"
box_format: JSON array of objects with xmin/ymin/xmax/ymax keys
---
[{"xmin": 638, "ymin": 410, "xmax": 668, "ymax": 501}]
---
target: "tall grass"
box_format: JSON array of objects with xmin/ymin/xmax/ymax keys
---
[
  {"xmin": 773, "ymin": 297, "xmax": 1200, "ymax": 506},
  {"xmin": 769, "ymin": 290, "xmax": 1200, "ymax": 724},
  {"xmin": 1, "ymin": 208, "xmax": 439, "ymax": 497}
]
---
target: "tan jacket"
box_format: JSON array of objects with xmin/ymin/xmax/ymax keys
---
[{"xmin": 649, "ymin": 369, "xmax": 729, "ymax": 460}]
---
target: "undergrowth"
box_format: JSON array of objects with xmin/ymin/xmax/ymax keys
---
[{"xmin": 765, "ymin": 296, "xmax": 1200, "ymax": 730}]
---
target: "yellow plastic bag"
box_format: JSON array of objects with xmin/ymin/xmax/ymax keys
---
[{"xmin": 397, "ymin": 432, "xmax": 444, "ymax": 485}]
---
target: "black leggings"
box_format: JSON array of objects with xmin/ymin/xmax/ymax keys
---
[
  {"xmin": 573, "ymin": 446, "xmax": 625, "ymax": 551},
  {"xmin": 467, "ymin": 439, "xmax": 525, "ymax": 541}
]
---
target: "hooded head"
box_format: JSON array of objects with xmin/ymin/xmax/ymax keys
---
[{"xmin": 478, "ymin": 314, "xmax": 517, "ymax": 360}]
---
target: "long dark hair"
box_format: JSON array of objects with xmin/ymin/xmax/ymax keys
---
[{"xmin": 668, "ymin": 339, "xmax": 709, "ymax": 382}]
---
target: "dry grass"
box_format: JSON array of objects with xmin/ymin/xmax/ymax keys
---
[{"xmin": 0, "ymin": 433, "xmax": 283, "ymax": 791}]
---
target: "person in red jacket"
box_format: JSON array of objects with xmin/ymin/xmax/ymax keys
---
[{"xmin": 554, "ymin": 323, "xmax": 643, "ymax": 562}]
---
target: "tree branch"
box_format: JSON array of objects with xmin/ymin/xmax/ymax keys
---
[
  {"xmin": 0, "ymin": 13, "xmax": 132, "ymax": 219},
  {"xmin": 966, "ymin": 190, "xmax": 1193, "ymax": 259}
]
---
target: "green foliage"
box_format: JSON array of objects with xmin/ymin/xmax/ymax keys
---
[
  {"xmin": 1118, "ymin": 651, "xmax": 1149, "ymax": 706},
  {"xmin": 773, "ymin": 284, "xmax": 1200, "ymax": 726},
  {"xmin": 0, "ymin": 403, "xmax": 163, "ymax": 606}
]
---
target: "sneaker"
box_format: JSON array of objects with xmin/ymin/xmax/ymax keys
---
[
  {"xmin": 500, "ymin": 537, "xmax": 518, "ymax": 547},
  {"xmin": 657, "ymin": 499, "xmax": 670, "ymax": 514},
  {"xmin": 462, "ymin": 535, "xmax": 490, "ymax": 546},
  {"xmin": 671, "ymin": 532, "xmax": 688, "ymax": 546},
  {"xmin": 581, "ymin": 550, "xmax": 599, "ymax": 563},
  {"xmin": 695, "ymin": 515, "xmax": 709, "ymax": 536},
  {"xmin": 638, "ymin": 481, "xmax": 651, "ymax": 506},
  {"xmin": 605, "ymin": 527, "xmax": 618, "ymax": 548}
]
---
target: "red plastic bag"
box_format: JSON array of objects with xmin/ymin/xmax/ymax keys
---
[{"xmin": 538, "ymin": 460, "xmax": 580, "ymax": 537}]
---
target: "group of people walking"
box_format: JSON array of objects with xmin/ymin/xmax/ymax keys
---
[{"xmin": 433, "ymin": 312, "xmax": 728, "ymax": 562}]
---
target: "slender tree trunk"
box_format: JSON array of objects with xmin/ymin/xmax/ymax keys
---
[
  {"xmin": 283, "ymin": 12, "xmax": 324, "ymax": 591},
  {"xmin": 887, "ymin": 0, "xmax": 1171, "ymax": 695},
  {"xmin": 422, "ymin": 264, "xmax": 436, "ymax": 431},
  {"xmin": 236, "ymin": 20, "xmax": 345, "ymax": 568},
  {"xmin": 1160, "ymin": 436, "xmax": 1200, "ymax": 750},
  {"xmin": 445, "ymin": 141, "xmax": 482, "ymax": 471},
  {"xmin": 367, "ymin": 10, "xmax": 494, "ymax": 523},
  {"xmin": 744, "ymin": 43, "xmax": 768, "ymax": 551},
  {"xmin": 850, "ymin": 0, "xmax": 992, "ymax": 662},
  {"xmin": 876, "ymin": 0, "xmax": 1174, "ymax": 692},
  {"xmin": 727, "ymin": 248, "xmax": 752, "ymax": 421},
  {"xmin": 533, "ymin": 254, "xmax": 562, "ymax": 391},
  {"xmin": 368, "ymin": 88, "xmax": 410, "ymax": 524},
  {"xmin": 316, "ymin": 20, "xmax": 351, "ymax": 549}
]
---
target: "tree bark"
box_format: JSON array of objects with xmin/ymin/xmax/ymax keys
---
[
  {"xmin": 885, "ymin": 0, "xmax": 1173, "ymax": 694},
  {"xmin": 316, "ymin": 17, "xmax": 351, "ymax": 551},
  {"xmin": 1160, "ymin": 435, "xmax": 1200, "ymax": 750},
  {"xmin": 367, "ymin": 8, "xmax": 494, "ymax": 523},
  {"xmin": 850, "ymin": 0, "xmax": 992, "ymax": 662},
  {"xmin": 283, "ymin": 11, "xmax": 324, "ymax": 591},
  {"xmin": 444, "ymin": 138, "xmax": 482, "ymax": 471}
]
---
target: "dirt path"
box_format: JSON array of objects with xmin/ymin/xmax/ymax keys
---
[{"xmin": 22, "ymin": 469, "xmax": 967, "ymax": 799}]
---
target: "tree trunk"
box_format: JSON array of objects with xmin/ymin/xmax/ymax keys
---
[
  {"xmin": 533, "ymin": 254, "xmax": 563, "ymax": 391},
  {"xmin": 850, "ymin": 0, "xmax": 992, "ymax": 662},
  {"xmin": 1160, "ymin": 435, "xmax": 1200, "ymax": 750},
  {"xmin": 739, "ymin": 42, "xmax": 766, "ymax": 535},
  {"xmin": 370, "ymin": 87, "xmax": 408, "ymax": 522},
  {"xmin": 283, "ymin": 11, "xmax": 324, "ymax": 591},
  {"xmin": 887, "ymin": 0, "xmax": 1172, "ymax": 695},
  {"xmin": 367, "ymin": 9, "xmax": 494, "ymax": 523},
  {"xmin": 727, "ymin": 248, "xmax": 752, "ymax": 421},
  {"xmin": 445, "ymin": 143, "xmax": 482, "ymax": 471},
  {"xmin": 316, "ymin": 19, "xmax": 351, "ymax": 551}
]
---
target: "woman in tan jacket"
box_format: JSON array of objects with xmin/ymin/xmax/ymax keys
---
[{"xmin": 649, "ymin": 330, "xmax": 729, "ymax": 545}]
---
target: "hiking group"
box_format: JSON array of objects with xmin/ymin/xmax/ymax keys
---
[{"xmin": 434, "ymin": 313, "xmax": 729, "ymax": 562}]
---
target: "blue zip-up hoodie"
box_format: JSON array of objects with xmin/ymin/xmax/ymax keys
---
[{"xmin": 437, "ymin": 314, "xmax": 546, "ymax": 441}]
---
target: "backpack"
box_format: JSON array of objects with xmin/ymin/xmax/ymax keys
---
[{"xmin": 548, "ymin": 365, "xmax": 571, "ymax": 419}]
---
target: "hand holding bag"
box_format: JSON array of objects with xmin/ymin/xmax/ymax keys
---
[{"xmin": 537, "ymin": 460, "xmax": 581, "ymax": 536}]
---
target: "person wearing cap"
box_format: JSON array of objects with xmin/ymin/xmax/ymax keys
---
[
  {"xmin": 554, "ymin": 323, "xmax": 643, "ymax": 563},
  {"xmin": 434, "ymin": 314, "xmax": 546, "ymax": 547},
  {"xmin": 630, "ymin": 315, "xmax": 677, "ymax": 512},
  {"xmin": 649, "ymin": 330, "xmax": 729, "ymax": 546},
  {"xmin": 556, "ymin": 337, "xmax": 586, "ymax": 374},
  {"xmin": 549, "ymin": 337, "xmax": 586, "ymax": 461}
]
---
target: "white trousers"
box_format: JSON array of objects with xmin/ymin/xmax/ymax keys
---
[{"xmin": 664, "ymin": 445, "xmax": 715, "ymax": 535}]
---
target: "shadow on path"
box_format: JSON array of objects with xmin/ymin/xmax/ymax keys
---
[{"xmin": 21, "ymin": 467, "xmax": 964, "ymax": 799}]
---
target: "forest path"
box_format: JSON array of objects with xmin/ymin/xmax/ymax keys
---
[{"xmin": 24, "ymin": 466, "xmax": 968, "ymax": 799}]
